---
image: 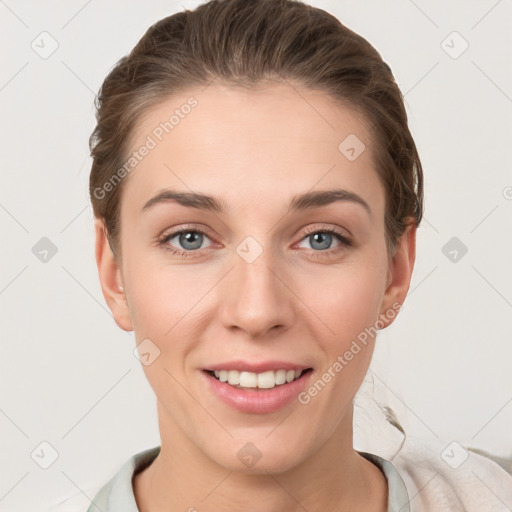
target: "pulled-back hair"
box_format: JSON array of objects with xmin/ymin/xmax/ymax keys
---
[{"xmin": 89, "ymin": 0, "xmax": 423, "ymax": 259}]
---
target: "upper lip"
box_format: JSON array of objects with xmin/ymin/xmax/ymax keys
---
[{"xmin": 203, "ymin": 360, "xmax": 311, "ymax": 373}]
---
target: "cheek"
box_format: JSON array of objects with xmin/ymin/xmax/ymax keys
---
[
  {"xmin": 123, "ymin": 257, "xmax": 221, "ymax": 389},
  {"xmin": 297, "ymin": 260, "xmax": 388, "ymax": 343},
  {"xmin": 124, "ymin": 264, "xmax": 205, "ymax": 397},
  {"xmin": 295, "ymin": 263, "xmax": 388, "ymax": 420},
  {"xmin": 124, "ymin": 253, "xmax": 211, "ymax": 335},
  {"xmin": 125, "ymin": 246, "xmax": 388, "ymax": 349}
]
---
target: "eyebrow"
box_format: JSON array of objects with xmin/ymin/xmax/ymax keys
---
[{"xmin": 141, "ymin": 188, "xmax": 371, "ymax": 215}]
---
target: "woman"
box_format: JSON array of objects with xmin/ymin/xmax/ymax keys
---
[{"xmin": 74, "ymin": 0, "xmax": 511, "ymax": 510}]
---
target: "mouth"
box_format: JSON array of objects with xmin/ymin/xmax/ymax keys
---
[
  {"xmin": 201, "ymin": 360, "xmax": 314, "ymax": 413},
  {"xmin": 204, "ymin": 368, "xmax": 313, "ymax": 390}
]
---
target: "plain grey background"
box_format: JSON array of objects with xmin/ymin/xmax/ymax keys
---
[{"xmin": 1, "ymin": 1, "xmax": 511, "ymax": 510}]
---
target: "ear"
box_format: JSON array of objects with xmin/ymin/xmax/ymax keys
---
[
  {"xmin": 378, "ymin": 220, "xmax": 417, "ymax": 328},
  {"xmin": 94, "ymin": 218, "xmax": 133, "ymax": 332}
]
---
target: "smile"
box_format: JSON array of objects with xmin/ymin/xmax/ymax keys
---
[
  {"xmin": 203, "ymin": 368, "xmax": 313, "ymax": 413},
  {"xmin": 208, "ymin": 369, "xmax": 307, "ymax": 389}
]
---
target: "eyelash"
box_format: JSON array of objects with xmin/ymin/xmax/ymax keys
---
[{"xmin": 156, "ymin": 225, "xmax": 352, "ymax": 259}]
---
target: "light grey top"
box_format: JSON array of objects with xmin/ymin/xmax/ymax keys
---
[{"xmin": 85, "ymin": 446, "xmax": 411, "ymax": 512}]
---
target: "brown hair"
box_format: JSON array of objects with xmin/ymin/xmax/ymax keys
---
[{"xmin": 89, "ymin": 0, "xmax": 423, "ymax": 259}]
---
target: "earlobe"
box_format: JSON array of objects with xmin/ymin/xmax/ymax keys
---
[
  {"xmin": 94, "ymin": 219, "xmax": 133, "ymax": 332},
  {"xmin": 378, "ymin": 220, "xmax": 417, "ymax": 328}
]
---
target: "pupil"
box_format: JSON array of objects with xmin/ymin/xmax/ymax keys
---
[
  {"xmin": 311, "ymin": 232, "xmax": 331, "ymax": 251},
  {"xmin": 181, "ymin": 231, "xmax": 202, "ymax": 250}
]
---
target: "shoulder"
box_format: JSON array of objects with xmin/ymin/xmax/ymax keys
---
[
  {"xmin": 389, "ymin": 436, "xmax": 512, "ymax": 511},
  {"xmin": 44, "ymin": 446, "xmax": 161, "ymax": 512}
]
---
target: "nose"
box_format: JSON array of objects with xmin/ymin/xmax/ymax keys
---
[{"xmin": 219, "ymin": 245, "xmax": 296, "ymax": 339}]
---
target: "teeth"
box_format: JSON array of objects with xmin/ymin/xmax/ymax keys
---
[
  {"xmin": 275, "ymin": 369, "xmax": 286, "ymax": 385},
  {"xmin": 228, "ymin": 370, "xmax": 240, "ymax": 385},
  {"xmin": 258, "ymin": 370, "xmax": 276, "ymax": 389},
  {"xmin": 211, "ymin": 369, "xmax": 305, "ymax": 389},
  {"xmin": 239, "ymin": 371, "xmax": 258, "ymax": 388}
]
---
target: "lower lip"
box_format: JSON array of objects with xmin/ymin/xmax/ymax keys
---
[{"xmin": 203, "ymin": 370, "xmax": 312, "ymax": 414}]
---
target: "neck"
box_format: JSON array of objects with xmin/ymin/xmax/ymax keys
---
[{"xmin": 133, "ymin": 403, "xmax": 387, "ymax": 512}]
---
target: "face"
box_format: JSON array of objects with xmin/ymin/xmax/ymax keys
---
[{"xmin": 95, "ymin": 81, "xmax": 415, "ymax": 474}]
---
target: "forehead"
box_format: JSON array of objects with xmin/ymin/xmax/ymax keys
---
[{"xmin": 122, "ymin": 81, "xmax": 384, "ymax": 218}]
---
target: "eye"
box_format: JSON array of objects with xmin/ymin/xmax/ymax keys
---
[
  {"xmin": 296, "ymin": 227, "xmax": 352, "ymax": 254},
  {"xmin": 157, "ymin": 227, "xmax": 213, "ymax": 257},
  {"xmin": 156, "ymin": 225, "xmax": 353, "ymax": 259}
]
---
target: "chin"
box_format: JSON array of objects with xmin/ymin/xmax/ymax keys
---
[{"xmin": 200, "ymin": 433, "xmax": 312, "ymax": 475}]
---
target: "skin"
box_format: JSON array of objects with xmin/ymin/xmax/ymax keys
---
[{"xmin": 95, "ymin": 81, "xmax": 416, "ymax": 511}]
